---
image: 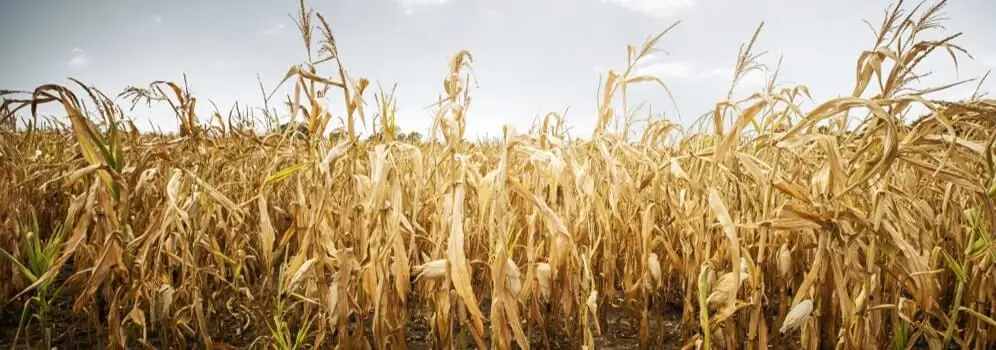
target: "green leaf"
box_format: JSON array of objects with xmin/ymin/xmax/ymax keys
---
[
  {"xmin": 941, "ymin": 250, "xmax": 966, "ymax": 283},
  {"xmin": 967, "ymin": 237, "xmax": 988, "ymax": 257},
  {"xmin": 294, "ymin": 315, "xmax": 313, "ymax": 349},
  {"xmin": 264, "ymin": 162, "xmax": 309, "ymax": 188},
  {"xmin": 0, "ymin": 247, "xmax": 38, "ymax": 283},
  {"xmin": 892, "ymin": 317, "xmax": 910, "ymax": 350},
  {"xmin": 958, "ymin": 306, "xmax": 996, "ymax": 328}
]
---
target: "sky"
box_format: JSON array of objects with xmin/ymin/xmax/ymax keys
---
[{"xmin": 1, "ymin": 0, "xmax": 995, "ymax": 139}]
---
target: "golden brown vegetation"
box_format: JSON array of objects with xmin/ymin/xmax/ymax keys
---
[{"xmin": 2, "ymin": 0, "xmax": 996, "ymax": 349}]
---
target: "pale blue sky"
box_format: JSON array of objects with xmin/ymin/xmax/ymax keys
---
[{"xmin": 1, "ymin": 0, "xmax": 994, "ymax": 138}]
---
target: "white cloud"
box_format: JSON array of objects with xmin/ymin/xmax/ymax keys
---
[
  {"xmin": 637, "ymin": 61, "xmax": 697, "ymax": 79},
  {"xmin": 153, "ymin": 15, "xmax": 163, "ymax": 24},
  {"xmin": 735, "ymin": 70, "xmax": 767, "ymax": 88},
  {"xmin": 632, "ymin": 57, "xmax": 765, "ymax": 87},
  {"xmin": 65, "ymin": 48, "xmax": 89, "ymax": 68},
  {"xmin": 261, "ymin": 24, "xmax": 286, "ymax": 36},
  {"xmin": 603, "ymin": 0, "xmax": 694, "ymax": 18},
  {"xmin": 397, "ymin": 0, "xmax": 451, "ymax": 16}
]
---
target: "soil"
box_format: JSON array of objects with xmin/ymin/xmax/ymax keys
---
[
  {"xmin": 1, "ymin": 292, "xmax": 687, "ymax": 349},
  {"xmin": 402, "ymin": 298, "xmax": 686, "ymax": 350}
]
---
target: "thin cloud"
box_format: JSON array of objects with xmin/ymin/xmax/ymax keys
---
[
  {"xmin": 732, "ymin": 69, "xmax": 767, "ymax": 88},
  {"xmin": 636, "ymin": 61, "xmax": 698, "ymax": 79},
  {"xmin": 65, "ymin": 48, "xmax": 90, "ymax": 68},
  {"xmin": 633, "ymin": 57, "xmax": 765, "ymax": 87},
  {"xmin": 397, "ymin": 0, "xmax": 451, "ymax": 16},
  {"xmin": 603, "ymin": 0, "xmax": 694, "ymax": 18},
  {"xmin": 261, "ymin": 24, "xmax": 286, "ymax": 36},
  {"xmin": 153, "ymin": 15, "xmax": 163, "ymax": 24},
  {"xmin": 593, "ymin": 59, "xmax": 717, "ymax": 79}
]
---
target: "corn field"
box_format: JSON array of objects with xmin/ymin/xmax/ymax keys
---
[{"xmin": 2, "ymin": 0, "xmax": 995, "ymax": 349}]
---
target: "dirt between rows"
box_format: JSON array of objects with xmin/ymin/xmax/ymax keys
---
[{"xmin": 0, "ymin": 290, "xmax": 809, "ymax": 349}]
